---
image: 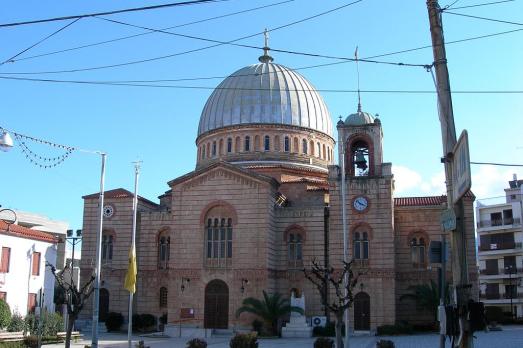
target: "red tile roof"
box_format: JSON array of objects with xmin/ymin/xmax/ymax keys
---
[
  {"xmin": 0, "ymin": 220, "xmax": 58, "ymax": 243},
  {"xmin": 82, "ymin": 188, "xmax": 158, "ymax": 206},
  {"xmin": 395, "ymin": 191, "xmax": 475, "ymax": 207}
]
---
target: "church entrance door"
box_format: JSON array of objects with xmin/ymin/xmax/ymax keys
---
[
  {"xmin": 99, "ymin": 288, "xmax": 109, "ymax": 322},
  {"xmin": 354, "ymin": 292, "xmax": 370, "ymax": 330},
  {"xmin": 204, "ymin": 279, "xmax": 229, "ymax": 329}
]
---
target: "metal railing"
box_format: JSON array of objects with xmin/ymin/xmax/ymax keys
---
[
  {"xmin": 478, "ymin": 242, "xmax": 522, "ymax": 251},
  {"xmin": 478, "ymin": 217, "xmax": 521, "ymax": 228}
]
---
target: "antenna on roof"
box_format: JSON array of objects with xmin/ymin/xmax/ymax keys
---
[
  {"xmin": 259, "ymin": 28, "xmax": 274, "ymax": 63},
  {"xmin": 355, "ymin": 46, "xmax": 361, "ymax": 112}
]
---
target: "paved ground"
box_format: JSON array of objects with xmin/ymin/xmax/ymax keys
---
[{"xmin": 46, "ymin": 326, "xmax": 523, "ymax": 348}]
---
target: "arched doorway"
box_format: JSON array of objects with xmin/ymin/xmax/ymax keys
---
[
  {"xmin": 354, "ymin": 292, "xmax": 370, "ymax": 331},
  {"xmin": 99, "ymin": 288, "xmax": 109, "ymax": 322},
  {"xmin": 204, "ymin": 280, "xmax": 229, "ymax": 329}
]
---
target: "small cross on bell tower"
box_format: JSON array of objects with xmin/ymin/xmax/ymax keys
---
[{"xmin": 259, "ymin": 28, "xmax": 274, "ymax": 63}]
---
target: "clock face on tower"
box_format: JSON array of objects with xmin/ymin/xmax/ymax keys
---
[{"xmin": 353, "ymin": 196, "xmax": 369, "ymax": 212}]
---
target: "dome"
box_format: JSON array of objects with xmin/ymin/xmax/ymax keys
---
[
  {"xmin": 198, "ymin": 62, "xmax": 333, "ymax": 138},
  {"xmin": 344, "ymin": 110, "xmax": 375, "ymax": 126}
]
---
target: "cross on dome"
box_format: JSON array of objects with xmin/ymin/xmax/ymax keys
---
[{"xmin": 259, "ymin": 28, "xmax": 274, "ymax": 63}]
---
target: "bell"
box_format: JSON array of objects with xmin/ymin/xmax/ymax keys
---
[{"xmin": 354, "ymin": 152, "xmax": 368, "ymax": 170}]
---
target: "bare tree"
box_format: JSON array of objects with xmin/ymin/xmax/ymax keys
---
[
  {"xmin": 304, "ymin": 259, "xmax": 361, "ymax": 348},
  {"xmin": 47, "ymin": 262, "xmax": 95, "ymax": 348}
]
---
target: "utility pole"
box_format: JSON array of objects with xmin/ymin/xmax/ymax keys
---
[{"xmin": 426, "ymin": 1, "xmax": 472, "ymax": 347}]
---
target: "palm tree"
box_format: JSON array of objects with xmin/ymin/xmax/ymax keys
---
[
  {"xmin": 236, "ymin": 290, "xmax": 303, "ymax": 335},
  {"xmin": 400, "ymin": 279, "xmax": 447, "ymax": 323}
]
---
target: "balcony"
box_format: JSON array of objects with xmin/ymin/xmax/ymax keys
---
[
  {"xmin": 480, "ymin": 267, "xmax": 523, "ymax": 276},
  {"xmin": 477, "ymin": 217, "xmax": 521, "ymax": 229},
  {"xmin": 478, "ymin": 242, "xmax": 522, "ymax": 252},
  {"xmin": 481, "ymin": 293, "xmax": 500, "ymax": 300}
]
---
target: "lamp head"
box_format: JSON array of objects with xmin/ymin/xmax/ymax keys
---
[{"xmin": 0, "ymin": 131, "xmax": 13, "ymax": 152}]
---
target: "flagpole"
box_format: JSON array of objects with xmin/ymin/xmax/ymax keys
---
[{"xmin": 128, "ymin": 162, "xmax": 141, "ymax": 348}]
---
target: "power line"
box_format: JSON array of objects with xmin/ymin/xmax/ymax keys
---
[
  {"xmin": 10, "ymin": 0, "xmax": 295, "ymax": 63},
  {"xmin": 0, "ymin": 0, "xmax": 227, "ymax": 28},
  {"xmin": 0, "ymin": 0, "xmax": 370, "ymax": 75},
  {"xmin": 1, "ymin": 75, "xmax": 522, "ymax": 94},
  {"xmin": 1, "ymin": 18, "xmax": 81, "ymax": 65},
  {"xmin": 445, "ymin": 0, "xmax": 516, "ymax": 11},
  {"xmin": 444, "ymin": 11, "xmax": 523, "ymax": 26},
  {"xmin": 471, "ymin": 161, "xmax": 523, "ymax": 167}
]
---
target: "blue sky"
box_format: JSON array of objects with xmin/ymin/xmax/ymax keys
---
[{"xmin": 1, "ymin": 0, "xmax": 522, "ymax": 230}]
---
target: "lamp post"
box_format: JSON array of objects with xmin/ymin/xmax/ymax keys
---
[
  {"xmin": 0, "ymin": 126, "xmax": 106, "ymax": 348},
  {"xmin": 0, "ymin": 207, "xmax": 18, "ymax": 230},
  {"xmin": 65, "ymin": 229, "xmax": 82, "ymax": 271}
]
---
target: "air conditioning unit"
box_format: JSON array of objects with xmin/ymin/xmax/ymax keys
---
[{"xmin": 311, "ymin": 316, "xmax": 326, "ymax": 327}]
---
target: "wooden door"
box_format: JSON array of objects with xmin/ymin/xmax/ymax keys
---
[
  {"xmin": 99, "ymin": 288, "xmax": 109, "ymax": 322},
  {"xmin": 204, "ymin": 280, "xmax": 229, "ymax": 329},
  {"xmin": 354, "ymin": 292, "xmax": 370, "ymax": 330}
]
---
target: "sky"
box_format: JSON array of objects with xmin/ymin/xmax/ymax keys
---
[{"xmin": 0, "ymin": 0, "xmax": 522, "ymax": 231}]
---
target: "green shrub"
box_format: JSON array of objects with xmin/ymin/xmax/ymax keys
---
[
  {"xmin": 24, "ymin": 314, "xmax": 37, "ymax": 335},
  {"xmin": 0, "ymin": 299, "xmax": 12, "ymax": 329},
  {"xmin": 314, "ymin": 337, "xmax": 334, "ymax": 348},
  {"xmin": 377, "ymin": 339, "xmax": 395, "ymax": 348},
  {"xmin": 186, "ymin": 338, "xmax": 207, "ymax": 348},
  {"xmin": 485, "ymin": 306, "xmax": 504, "ymax": 324},
  {"xmin": 132, "ymin": 314, "xmax": 157, "ymax": 332},
  {"xmin": 7, "ymin": 312, "xmax": 25, "ymax": 332},
  {"xmin": 229, "ymin": 333, "xmax": 258, "ymax": 348},
  {"xmin": 41, "ymin": 312, "xmax": 64, "ymax": 336},
  {"xmin": 0, "ymin": 341, "xmax": 25, "ymax": 348},
  {"xmin": 105, "ymin": 312, "xmax": 123, "ymax": 332}
]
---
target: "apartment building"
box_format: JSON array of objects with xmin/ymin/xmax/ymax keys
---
[{"xmin": 477, "ymin": 175, "xmax": 523, "ymax": 318}]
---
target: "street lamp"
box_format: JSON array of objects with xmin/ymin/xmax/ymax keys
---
[
  {"xmin": 0, "ymin": 126, "xmax": 107, "ymax": 348},
  {"xmin": 240, "ymin": 278, "xmax": 249, "ymax": 294},
  {"xmin": 65, "ymin": 229, "xmax": 82, "ymax": 271},
  {"xmin": 0, "ymin": 207, "xmax": 18, "ymax": 230}
]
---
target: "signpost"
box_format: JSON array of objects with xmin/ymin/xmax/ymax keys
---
[
  {"xmin": 451, "ymin": 130, "xmax": 471, "ymax": 204},
  {"xmin": 440, "ymin": 209, "xmax": 456, "ymax": 232}
]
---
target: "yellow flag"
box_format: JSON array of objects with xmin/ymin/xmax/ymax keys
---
[{"xmin": 124, "ymin": 246, "xmax": 137, "ymax": 293}]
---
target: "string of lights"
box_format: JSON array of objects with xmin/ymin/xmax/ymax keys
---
[{"xmin": 9, "ymin": 0, "xmax": 295, "ymax": 63}]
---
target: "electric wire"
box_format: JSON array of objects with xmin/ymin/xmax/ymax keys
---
[
  {"xmin": 445, "ymin": 0, "xmax": 515, "ymax": 11},
  {"xmin": 0, "ymin": 0, "xmax": 227, "ymax": 28},
  {"xmin": 444, "ymin": 11, "xmax": 523, "ymax": 26},
  {"xmin": 0, "ymin": 0, "xmax": 370, "ymax": 75},
  {"xmin": 1, "ymin": 75, "xmax": 521, "ymax": 94},
  {"xmin": 10, "ymin": 0, "xmax": 295, "ymax": 63},
  {"xmin": 471, "ymin": 162, "xmax": 523, "ymax": 167},
  {"xmin": 1, "ymin": 18, "xmax": 81, "ymax": 65}
]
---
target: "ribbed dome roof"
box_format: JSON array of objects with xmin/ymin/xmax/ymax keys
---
[
  {"xmin": 198, "ymin": 62, "xmax": 333, "ymax": 137},
  {"xmin": 345, "ymin": 110, "xmax": 375, "ymax": 126}
]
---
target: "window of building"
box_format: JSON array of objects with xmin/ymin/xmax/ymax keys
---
[
  {"xmin": 158, "ymin": 233, "xmax": 170, "ymax": 270},
  {"xmin": 202, "ymin": 145, "xmax": 206, "ymax": 159},
  {"xmin": 485, "ymin": 283, "xmax": 500, "ymax": 299},
  {"xmin": 503, "ymin": 209, "xmax": 513, "ymax": 224},
  {"xmin": 327, "ymin": 146, "xmax": 331, "ymax": 161},
  {"xmin": 353, "ymin": 232, "xmax": 369, "ymax": 260},
  {"xmin": 159, "ymin": 287, "xmax": 168, "ymax": 308},
  {"xmin": 410, "ymin": 237, "xmax": 426, "ymax": 268},
  {"xmin": 284, "ymin": 136, "xmax": 290, "ymax": 152},
  {"xmin": 504, "ymin": 255, "xmax": 516, "ymax": 273},
  {"xmin": 264, "ymin": 135, "xmax": 270, "ymax": 151},
  {"xmin": 485, "ymin": 259, "xmax": 499, "ymax": 275},
  {"xmin": 505, "ymin": 284, "xmax": 517, "ymax": 299},
  {"xmin": 317, "ymin": 142, "xmax": 321, "ymax": 158},
  {"xmin": 206, "ymin": 217, "xmax": 232, "ymax": 267},
  {"xmin": 288, "ymin": 233, "xmax": 303, "ymax": 268},
  {"xmin": 227, "ymin": 138, "xmax": 232, "ymax": 153},
  {"xmin": 27, "ymin": 293, "xmax": 37, "ymax": 314},
  {"xmin": 244, "ymin": 136, "xmax": 250, "ymax": 152},
  {"xmin": 102, "ymin": 234, "xmax": 114, "ymax": 261},
  {"xmin": 350, "ymin": 140, "xmax": 370, "ymax": 176},
  {"xmin": 212, "ymin": 141, "xmax": 217, "ymax": 157},
  {"xmin": 0, "ymin": 247, "xmax": 10, "ymax": 273},
  {"xmin": 490, "ymin": 212, "xmax": 502, "ymax": 226},
  {"xmin": 302, "ymin": 139, "xmax": 308, "ymax": 154},
  {"xmin": 32, "ymin": 252, "xmax": 41, "ymax": 276}
]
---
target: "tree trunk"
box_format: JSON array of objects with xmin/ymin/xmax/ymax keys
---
[
  {"xmin": 65, "ymin": 313, "xmax": 76, "ymax": 348},
  {"xmin": 335, "ymin": 313, "xmax": 344, "ymax": 348}
]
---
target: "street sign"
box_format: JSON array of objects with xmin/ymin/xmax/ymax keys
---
[
  {"xmin": 440, "ymin": 209, "xmax": 456, "ymax": 232},
  {"xmin": 452, "ymin": 130, "xmax": 471, "ymax": 204}
]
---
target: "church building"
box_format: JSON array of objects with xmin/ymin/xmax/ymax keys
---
[{"xmin": 79, "ymin": 45, "xmax": 477, "ymax": 333}]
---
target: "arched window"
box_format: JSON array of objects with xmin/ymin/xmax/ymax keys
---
[
  {"xmin": 264, "ymin": 135, "xmax": 270, "ymax": 151},
  {"xmin": 212, "ymin": 141, "xmax": 217, "ymax": 157},
  {"xmin": 302, "ymin": 139, "xmax": 308, "ymax": 154},
  {"xmin": 350, "ymin": 139, "xmax": 370, "ymax": 176},
  {"xmin": 310, "ymin": 140, "xmax": 315, "ymax": 156},
  {"xmin": 206, "ymin": 217, "xmax": 233, "ymax": 267},
  {"xmin": 202, "ymin": 145, "xmax": 206, "ymax": 159},
  {"xmin": 102, "ymin": 233, "xmax": 113, "ymax": 261},
  {"xmin": 323, "ymin": 144, "xmax": 326, "ymax": 160},
  {"xmin": 317, "ymin": 142, "xmax": 321, "ymax": 158},
  {"xmin": 284, "ymin": 136, "xmax": 290, "ymax": 152},
  {"xmin": 327, "ymin": 146, "xmax": 331, "ymax": 161},
  {"xmin": 244, "ymin": 136, "xmax": 250, "ymax": 152},
  {"xmin": 158, "ymin": 232, "xmax": 170, "ymax": 269},
  {"xmin": 353, "ymin": 231, "xmax": 369, "ymax": 261},
  {"xmin": 227, "ymin": 138, "xmax": 232, "ymax": 153},
  {"xmin": 411, "ymin": 237, "xmax": 426, "ymax": 268},
  {"xmin": 159, "ymin": 287, "xmax": 168, "ymax": 308},
  {"xmin": 288, "ymin": 233, "xmax": 303, "ymax": 268}
]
